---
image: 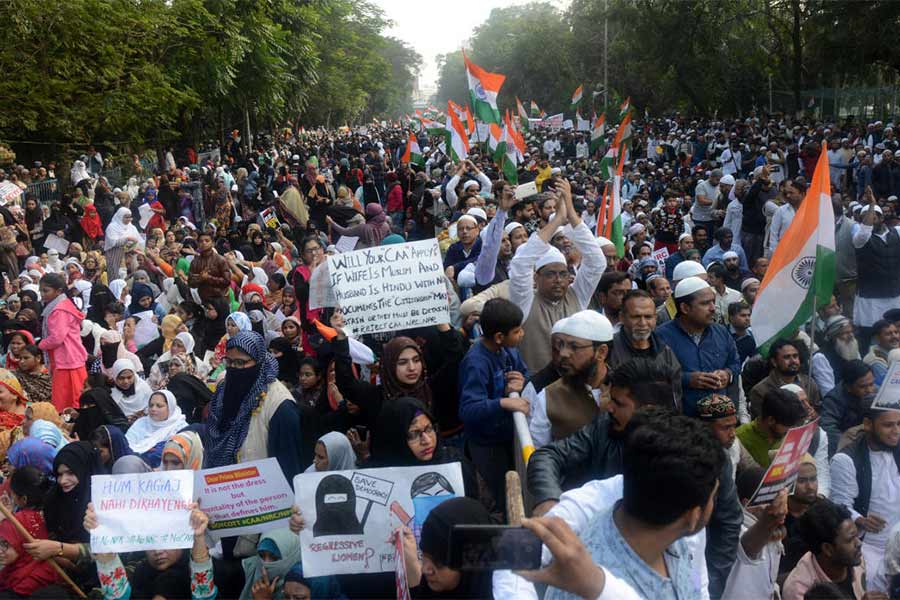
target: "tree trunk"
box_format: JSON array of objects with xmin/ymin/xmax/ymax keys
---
[{"xmin": 791, "ymin": 0, "xmax": 803, "ymax": 115}]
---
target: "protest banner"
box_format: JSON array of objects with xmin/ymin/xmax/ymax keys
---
[
  {"xmin": 335, "ymin": 235, "xmax": 359, "ymax": 254},
  {"xmin": 872, "ymin": 360, "xmax": 900, "ymax": 411},
  {"xmin": 91, "ymin": 471, "xmax": 194, "ymax": 553},
  {"xmin": 652, "ymin": 246, "xmax": 670, "ymax": 270},
  {"xmin": 294, "ymin": 463, "xmax": 465, "ymax": 577},
  {"xmin": 308, "ymin": 261, "xmax": 337, "ymax": 310},
  {"xmin": 196, "ymin": 458, "xmax": 294, "ymax": 540},
  {"xmin": 543, "ymin": 113, "xmax": 564, "ymax": 131},
  {"xmin": 138, "ymin": 203, "xmax": 154, "ymax": 229},
  {"xmin": 259, "ymin": 207, "xmax": 280, "ymax": 230},
  {"xmin": 748, "ymin": 419, "xmax": 818, "ymax": 507},
  {"xmin": 562, "ymin": 119, "xmax": 574, "ymax": 130},
  {"xmin": 325, "ymin": 239, "xmax": 450, "ymax": 336},
  {"xmin": 43, "ymin": 233, "xmax": 70, "ymax": 255},
  {"xmin": 0, "ymin": 181, "xmax": 21, "ymax": 205}
]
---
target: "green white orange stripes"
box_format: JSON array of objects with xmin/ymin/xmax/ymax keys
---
[
  {"xmin": 751, "ymin": 149, "xmax": 835, "ymax": 355},
  {"xmin": 463, "ymin": 51, "xmax": 505, "ymax": 124},
  {"xmin": 590, "ymin": 113, "xmax": 606, "ymax": 154},
  {"xmin": 516, "ymin": 97, "xmax": 529, "ymax": 130},
  {"xmin": 445, "ymin": 101, "xmax": 470, "ymax": 162},
  {"xmin": 402, "ymin": 132, "xmax": 424, "ymax": 167},
  {"xmin": 571, "ymin": 84, "xmax": 583, "ymax": 107}
]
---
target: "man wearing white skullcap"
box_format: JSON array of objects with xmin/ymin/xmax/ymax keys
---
[
  {"xmin": 854, "ymin": 188, "xmax": 900, "ymax": 348},
  {"xmin": 657, "ymin": 258, "xmax": 709, "ymax": 325},
  {"xmin": 597, "ymin": 236, "xmax": 618, "ymax": 273},
  {"xmin": 657, "ymin": 276, "xmax": 741, "ymax": 417},
  {"xmin": 456, "ymin": 186, "xmax": 520, "ymax": 293},
  {"xmin": 529, "ymin": 310, "xmax": 614, "ymax": 448},
  {"xmin": 444, "ymin": 213, "xmax": 482, "ymax": 283},
  {"xmin": 445, "ymin": 159, "xmax": 492, "ymax": 209},
  {"xmin": 664, "ymin": 232, "xmax": 695, "ymax": 280},
  {"xmin": 509, "ymin": 179, "xmax": 606, "ymax": 371}
]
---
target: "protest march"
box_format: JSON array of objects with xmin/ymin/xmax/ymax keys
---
[{"xmin": 4, "ymin": 2, "xmax": 900, "ymax": 599}]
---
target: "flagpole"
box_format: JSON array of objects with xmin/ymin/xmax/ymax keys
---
[{"xmin": 806, "ymin": 291, "xmax": 817, "ymax": 399}]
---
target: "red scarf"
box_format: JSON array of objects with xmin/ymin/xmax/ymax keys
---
[{"xmin": 0, "ymin": 510, "xmax": 59, "ymax": 595}]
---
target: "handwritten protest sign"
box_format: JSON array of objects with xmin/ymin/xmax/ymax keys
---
[
  {"xmin": 196, "ymin": 458, "xmax": 294, "ymax": 540},
  {"xmin": 43, "ymin": 233, "xmax": 70, "ymax": 255},
  {"xmin": 91, "ymin": 471, "xmax": 194, "ymax": 553},
  {"xmin": 335, "ymin": 235, "xmax": 359, "ymax": 254},
  {"xmin": 543, "ymin": 113, "xmax": 564, "ymax": 131},
  {"xmin": 872, "ymin": 360, "xmax": 900, "ymax": 412},
  {"xmin": 308, "ymin": 261, "xmax": 336, "ymax": 310},
  {"xmin": 652, "ymin": 247, "xmax": 670, "ymax": 270},
  {"xmin": 748, "ymin": 419, "xmax": 818, "ymax": 507},
  {"xmin": 294, "ymin": 463, "xmax": 464, "ymax": 577},
  {"xmin": 0, "ymin": 181, "xmax": 21, "ymax": 205},
  {"xmin": 259, "ymin": 207, "xmax": 280, "ymax": 230},
  {"xmin": 326, "ymin": 239, "xmax": 450, "ymax": 335}
]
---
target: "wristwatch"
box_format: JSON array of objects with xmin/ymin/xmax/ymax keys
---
[{"xmin": 58, "ymin": 542, "xmax": 64, "ymax": 557}]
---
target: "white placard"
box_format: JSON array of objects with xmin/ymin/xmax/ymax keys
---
[
  {"xmin": 42, "ymin": 233, "xmax": 70, "ymax": 255},
  {"xmin": 138, "ymin": 203, "xmax": 154, "ymax": 229},
  {"xmin": 872, "ymin": 360, "xmax": 900, "ymax": 411},
  {"xmin": 326, "ymin": 239, "xmax": 450, "ymax": 335},
  {"xmin": 652, "ymin": 246, "xmax": 670, "ymax": 269},
  {"xmin": 91, "ymin": 471, "xmax": 194, "ymax": 553},
  {"xmin": 335, "ymin": 236, "xmax": 359, "ymax": 253},
  {"xmin": 294, "ymin": 463, "xmax": 465, "ymax": 577},
  {"xmin": 544, "ymin": 113, "xmax": 564, "ymax": 131},
  {"xmin": 196, "ymin": 458, "xmax": 294, "ymax": 540},
  {"xmin": 308, "ymin": 261, "xmax": 336, "ymax": 310},
  {"xmin": 0, "ymin": 181, "xmax": 21, "ymax": 205},
  {"xmin": 562, "ymin": 119, "xmax": 574, "ymax": 130}
]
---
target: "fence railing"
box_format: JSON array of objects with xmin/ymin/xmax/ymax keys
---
[{"xmin": 24, "ymin": 178, "xmax": 60, "ymax": 205}]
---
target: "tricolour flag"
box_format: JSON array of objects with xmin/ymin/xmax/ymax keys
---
[
  {"xmin": 590, "ymin": 114, "xmax": 606, "ymax": 154},
  {"xmin": 516, "ymin": 97, "xmax": 529, "ymax": 130},
  {"xmin": 603, "ymin": 155, "xmax": 625, "ymax": 257},
  {"xmin": 751, "ymin": 149, "xmax": 835, "ymax": 356},
  {"xmin": 422, "ymin": 117, "xmax": 444, "ymax": 136},
  {"xmin": 448, "ymin": 100, "xmax": 470, "ymax": 135},
  {"xmin": 463, "ymin": 52, "xmax": 505, "ymax": 124},
  {"xmin": 619, "ymin": 97, "xmax": 631, "ymax": 119},
  {"xmin": 500, "ymin": 111, "xmax": 519, "ymax": 184},
  {"xmin": 488, "ymin": 123, "xmax": 503, "ymax": 156},
  {"xmin": 445, "ymin": 101, "xmax": 470, "ymax": 162},
  {"xmin": 530, "ymin": 100, "xmax": 540, "ymax": 117},
  {"xmin": 402, "ymin": 132, "xmax": 425, "ymax": 167},
  {"xmin": 571, "ymin": 84, "xmax": 583, "ymax": 108}
]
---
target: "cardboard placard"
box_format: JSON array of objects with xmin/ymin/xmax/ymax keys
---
[
  {"xmin": 42, "ymin": 233, "xmax": 70, "ymax": 255},
  {"xmin": 748, "ymin": 419, "xmax": 818, "ymax": 507},
  {"xmin": 326, "ymin": 239, "xmax": 449, "ymax": 335},
  {"xmin": 294, "ymin": 463, "xmax": 464, "ymax": 577},
  {"xmin": 872, "ymin": 360, "xmax": 900, "ymax": 411},
  {"xmin": 91, "ymin": 471, "xmax": 194, "ymax": 553}
]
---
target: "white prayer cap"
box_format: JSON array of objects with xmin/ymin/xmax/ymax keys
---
[
  {"xmin": 462, "ymin": 180, "xmax": 480, "ymax": 191},
  {"xmin": 457, "ymin": 214, "xmax": 478, "ymax": 226},
  {"xmin": 861, "ymin": 204, "xmax": 883, "ymax": 215},
  {"xmin": 553, "ymin": 309, "xmax": 614, "ymax": 343},
  {"xmin": 504, "ymin": 222, "xmax": 524, "ymax": 235},
  {"xmin": 780, "ymin": 383, "xmax": 804, "ymax": 396},
  {"xmin": 551, "ymin": 167, "xmax": 562, "ymax": 175},
  {"xmin": 674, "ymin": 276, "xmax": 712, "ymax": 299},
  {"xmin": 740, "ymin": 277, "xmax": 760, "ymax": 291},
  {"xmin": 720, "ymin": 174, "xmax": 735, "ymax": 186},
  {"xmin": 597, "ymin": 236, "xmax": 615, "ymax": 248},
  {"xmin": 535, "ymin": 246, "xmax": 567, "ymax": 270},
  {"xmin": 722, "ymin": 250, "xmax": 739, "ymax": 261},
  {"xmin": 628, "ymin": 223, "xmax": 645, "ymax": 236},
  {"xmin": 550, "ymin": 316, "xmax": 569, "ymax": 336},
  {"xmin": 672, "ymin": 260, "xmax": 707, "ymax": 281},
  {"xmin": 466, "ymin": 207, "xmax": 487, "ymax": 221},
  {"xmin": 678, "ymin": 232, "xmax": 692, "ymax": 243},
  {"xmin": 553, "ymin": 226, "xmax": 566, "ymax": 238}
]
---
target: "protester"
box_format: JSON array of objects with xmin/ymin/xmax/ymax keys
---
[{"xmin": 37, "ymin": 273, "xmax": 87, "ymax": 410}]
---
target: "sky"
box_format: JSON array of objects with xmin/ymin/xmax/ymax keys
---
[{"xmin": 375, "ymin": 0, "xmax": 568, "ymax": 93}]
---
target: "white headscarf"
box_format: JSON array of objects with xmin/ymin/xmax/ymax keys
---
[
  {"xmin": 174, "ymin": 331, "xmax": 195, "ymax": 355},
  {"xmin": 105, "ymin": 207, "xmax": 142, "ymax": 250},
  {"xmin": 46, "ymin": 249, "xmax": 63, "ymax": 273},
  {"xmin": 125, "ymin": 390, "xmax": 188, "ymax": 453},
  {"xmin": 70, "ymin": 160, "xmax": 90, "ymax": 185},
  {"xmin": 305, "ymin": 431, "xmax": 357, "ymax": 472},
  {"xmin": 110, "ymin": 358, "xmax": 152, "ymax": 417},
  {"xmin": 109, "ymin": 278, "xmax": 128, "ymax": 303}
]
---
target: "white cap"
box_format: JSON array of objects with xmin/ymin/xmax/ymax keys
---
[
  {"xmin": 466, "ymin": 207, "xmax": 487, "ymax": 221},
  {"xmin": 553, "ymin": 309, "xmax": 614, "ymax": 343},
  {"xmin": 674, "ymin": 276, "xmax": 712, "ymax": 299},
  {"xmin": 740, "ymin": 277, "xmax": 760, "ymax": 291},
  {"xmin": 720, "ymin": 174, "xmax": 736, "ymax": 186},
  {"xmin": 722, "ymin": 250, "xmax": 739, "ymax": 261},
  {"xmin": 550, "ymin": 316, "xmax": 569, "ymax": 336},
  {"xmin": 780, "ymin": 383, "xmax": 804, "ymax": 396},
  {"xmin": 535, "ymin": 246, "xmax": 567, "ymax": 270},
  {"xmin": 597, "ymin": 236, "xmax": 615, "ymax": 248},
  {"xmin": 504, "ymin": 222, "xmax": 524, "ymax": 235},
  {"xmin": 862, "ymin": 204, "xmax": 883, "ymax": 215},
  {"xmin": 672, "ymin": 260, "xmax": 707, "ymax": 281},
  {"xmin": 462, "ymin": 180, "xmax": 480, "ymax": 191},
  {"xmin": 678, "ymin": 232, "xmax": 692, "ymax": 243},
  {"xmin": 457, "ymin": 214, "xmax": 478, "ymax": 226}
]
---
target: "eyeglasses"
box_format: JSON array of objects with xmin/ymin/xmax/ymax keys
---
[
  {"xmin": 223, "ymin": 357, "xmax": 256, "ymax": 369},
  {"xmin": 540, "ymin": 269, "xmax": 570, "ymax": 281},
  {"xmin": 553, "ymin": 339, "xmax": 595, "ymax": 353},
  {"xmin": 406, "ymin": 424, "xmax": 435, "ymax": 442}
]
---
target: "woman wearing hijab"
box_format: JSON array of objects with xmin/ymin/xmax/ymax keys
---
[
  {"xmin": 0, "ymin": 367, "xmax": 27, "ymax": 431},
  {"xmin": 6, "ymin": 437, "xmax": 56, "ymax": 475},
  {"xmin": 89, "ymin": 424, "xmax": 132, "ymax": 470},
  {"xmin": 325, "ymin": 203, "xmax": 391, "ymax": 249},
  {"xmin": 307, "ymin": 431, "xmax": 357, "ymax": 472},
  {"xmin": 137, "ymin": 314, "xmax": 184, "ymax": 375},
  {"xmin": 99, "ymin": 329, "xmax": 144, "ymax": 380},
  {"xmin": 125, "ymin": 390, "xmax": 188, "ymax": 467},
  {"xmin": 279, "ymin": 315, "xmax": 303, "ymax": 351},
  {"xmin": 73, "ymin": 374, "xmax": 129, "ymax": 440},
  {"xmin": 274, "ymin": 285, "xmax": 299, "ymax": 323},
  {"xmin": 203, "ymin": 331, "xmax": 302, "ymax": 482},
  {"xmin": 161, "ymin": 430, "xmax": 204, "ymax": 471},
  {"xmin": 104, "ymin": 207, "xmax": 142, "ymax": 282},
  {"xmin": 268, "ymin": 336, "xmax": 302, "ymax": 387},
  {"xmin": 2, "ymin": 330, "xmax": 33, "ymax": 370},
  {"xmin": 82, "ymin": 251, "xmax": 106, "ymax": 286},
  {"xmin": 239, "ymin": 529, "xmax": 301, "ymax": 600},
  {"xmin": 166, "ymin": 357, "xmax": 213, "ymax": 424},
  {"xmin": 127, "ymin": 281, "xmax": 165, "ymax": 321},
  {"xmin": 197, "ymin": 296, "xmax": 229, "ymax": 358},
  {"xmin": 397, "ymin": 497, "xmax": 495, "ymax": 599},
  {"xmin": 148, "ymin": 331, "xmax": 208, "ymax": 391},
  {"xmin": 214, "ymin": 311, "xmax": 252, "ymax": 361},
  {"xmin": 109, "ymin": 358, "xmax": 152, "ymax": 420},
  {"xmin": 24, "ymin": 194, "xmax": 45, "ymax": 248},
  {"xmin": 13, "ymin": 307, "xmax": 41, "ymax": 341},
  {"xmin": 29, "ymin": 419, "xmax": 67, "ymax": 452}
]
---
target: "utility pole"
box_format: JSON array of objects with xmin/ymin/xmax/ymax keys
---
[
  {"xmin": 769, "ymin": 73, "xmax": 773, "ymax": 114},
  {"xmin": 603, "ymin": 0, "xmax": 608, "ymax": 110}
]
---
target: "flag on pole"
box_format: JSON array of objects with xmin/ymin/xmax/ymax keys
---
[
  {"xmin": 570, "ymin": 84, "xmax": 583, "ymax": 108},
  {"xmin": 445, "ymin": 101, "xmax": 470, "ymax": 162},
  {"xmin": 516, "ymin": 97, "xmax": 529, "ymax": 130},
  {"xmin": 448, "ymin": 100, "xmax": 470, "ymax": 135},
  {"xmin": 530, "ymin": 100, "xmax": 540, "ymax": 117},
  {"xmin": 597, "ymin": 182, "xmax": 609, "ymax": 237},
  {"xmin": 540, "ymin": 109, "xmax": 547, "ymax": 119},
  {"xmin": 488, "ymin": 123, "xmax": 503, "ymax": 156},
  {"xmin": 619, "ymin": 97, "xmax": 631, "ymax": 119},
  {"xmin": 751, "ymin": 150, "xmax": 835, "ymax": 356},
  {"xmin": 464, "ymin": 105, "xmax": 475, "ymax": 138},
  {"xmin": 401, "ymin": 132, "xmax": 425, "ymax": 167},
  {"xmin": 500, "ymin": 111, "xmax": 520, "ymax": 184},
  {"xmin": 590, "ymin": 114, "xmax": 606, "ymax": 154},
  {"xmin": 462, "ymin": 52, "xmax": 505, "ymax": 124},
  {"xmin": 422, "ymin": 117, "xmax": 444, "ymax": 136},
  {"xmin": 603, "ymin": 156, "xmax": 626, "ymax": 256}
]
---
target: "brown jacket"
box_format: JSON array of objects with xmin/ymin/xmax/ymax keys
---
[{"xmin": 188, "ymin": 250, "xmax": 231, "ymax": 302}]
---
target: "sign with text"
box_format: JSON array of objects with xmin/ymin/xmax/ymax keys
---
[
  {"xmin": 748, "ymin": 419, "xmax": 818, "ymax": 507},
  {"xmin": 196, "ymin": 458, "xmax": 294, "ymax": 540},
  {"xmin": 326, "ymin": 239, "xmax": 450, "ymax": 335},
  {"xmin": 0, "ymin": 181, "xmax": 21, "ymax": 205},
  {"xmin": 652, "ymin": 246, "xmax": 670, "ymax": 270},
  {"xmin": 91, "ymin": 471, "xmax": 194, "ymax": 553},
  {"xmin": 294, "ymin": 463, "xmax": 464, "ymax": 577},
  {"xmin": 872, "ymin": 360, "xmax": 900, "ymax": 412}
]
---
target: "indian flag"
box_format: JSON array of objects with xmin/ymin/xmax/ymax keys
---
[
  {"xmin": 488, "ymin": 123, "xmax": 503, "ymax": 157},
  {"xmin": 751, "ymin": 149, "xmax": 835, "ymax": 356},
  {"xmin": 603, "ymin": 156, "xmax": 625, "ymax": 256},
  {"xmin": 448, "ymin": 100, "xmax": 469, "ymax": 134},
  {"xmin": 422, "ymin": 117, "xmax": 444, "ymax": 136},
  {"xmin": 500, "ymin": 111, "xmax": 519, "ymax": 184},
  {"xmin": 530, "ymin": 100, "xmax": 540, "ymax": 117},
  {"xmin": 445, "ymin": 101, "xmax": 470, "ymax": 162},
  {"xmin": 571, "ymin": 84, "xmax": 583, "ymax": 108},
  {"xmin": 463, "ymin": 52, "xmax": 505, "ymax": 124},
  {"xmin": 619, "ymin": 97, "xmax": 630, "ymax": 119},
  {"xmin": 590, "ymin": 113, "xmax": 606, "ymax": 154},
  {"xmin": 516, "ymin": 97, "xmax": 529, "ymax": 130},
  {"xmin": 402, "ymin": 132, "xmax": 425, "ymax": 167}
]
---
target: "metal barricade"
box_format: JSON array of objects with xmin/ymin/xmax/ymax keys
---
[
  {"xmin": 98, "ymin": 167, "xmax": 124, "ymax": 188},
  {"xmin": 25, "ymin": 179, "xmax": 60, "ymax": 206}
]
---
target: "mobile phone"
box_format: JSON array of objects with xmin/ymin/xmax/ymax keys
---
[
  {"xmin": 514, "ymin": 181, "xmax": 538, "ymax": 200},
  {"xmin": 448, "ymin": 525, "xmax": 542, "ymax": 571}
]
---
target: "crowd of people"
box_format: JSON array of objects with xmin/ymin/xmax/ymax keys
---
[{"xmin": 0, "ymin": 113, "xmax": 899, "ymax": 599}]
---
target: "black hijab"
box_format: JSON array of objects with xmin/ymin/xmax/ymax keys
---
[
  {"xmin": 44, "ymin": 441, "xmax": 105, "ymax": 543},
  {"xmin": 73, "ymin": 387, "xmax": 129, "ymax": 445},
  {"xmin": 269, "ymin": 336, "xmax": 302, "ymax": 386},
  {"xmin": 166, "ymin": 371, "xmax": 213, "ymax": 423},
  {"xmin": 131, "ymin": 551, "xmax": 190, "ymax": 599},
  {"xmin": 86, "ymin": 284, "xmax": 114, "ymax": 325},
  {"xmin": 199, "ymin": 296, "xmax": 229, "ymax": 355},
  {"xmin": 369, "ymin": 397, "xmax": 444, "ymax": 468}
]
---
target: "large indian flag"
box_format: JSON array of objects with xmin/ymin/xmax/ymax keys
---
[
  {"xmin": 402, "ymin": 132, "xmax": 425, "ymax": 167},
  {"xmin": 751, "ymin": 150, "xmax": 835, "ymax": 355},
  {"xmin": 445, "ymin": 101, "xmax": 470, "ymax": 162},
  {"xmin": 590, "ymin": 113, "xmax": 606, "ymax": 154},
  {"xmin": 463, "ymin": 52, "xmax": 505, "ymax": 124}
]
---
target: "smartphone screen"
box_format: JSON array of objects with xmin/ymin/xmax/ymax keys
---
[{"xmin": 448, "ymin": 525, "xmax": 542, "ymax": 571}]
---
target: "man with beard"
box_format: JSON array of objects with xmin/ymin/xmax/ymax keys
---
[
  {"xmin": 749, "ymin": 339, "xmax": 822, "ymax": 419},
  {"xmin": 703, "ymin": 226, "xmax": 750, "ymax": 271},
  {"xmin": 646, "ymin": 273, "xmax": 672, "ymax": 306},
  {"xmin": 854, "ymin": 189, "xmax": 900, "ymax": 350},
  {"xmin": 831, "ymin": 405, "xmax": 900, "ymax": 594},
  {"xmin": 608, "ymin": 290, "xmax": 682, "ymax": 410},
  {"xmin": 526, "ymin": 358, "xmax": 742, "ymax": 598},
  {"xmin": 821, "ymin": 360, "xmax": 877, "ymax": 456},
  {"xmin": 820, "ymin": 315, "xmax": 862, "ymax": 386},
  {"xmin": 736, "ymin": 388, "xmax": 808, "ymax": 469},
  {"xmin": 722, "ymin": 251, "xmax": 752, "ymax": 291},
  {"xmin": 529, "ymin": 310, "xmax": 614, "ymax": 448},
  {"xmin": 693, "ymin": 224, "xmax": 711, "ymax": 256},
  {"xmin": 656, "ymin": 259, "xmax": 708, "ymax": 325},
  {"xmin": 863, "ymin": 319, "xmax": 900, "ymax": 385},
  {"xmin": 741, "ymin": 277, "xmax": 760, "ymax": 306},
  {"xmin": 664, "ymin": 232, "xmax": 694, "ymax": 279},
  {"xmin": 782, "ymin": 499, "xmax": 866, "ymax": 599},
  {"xmin": 592, "ymin": 271, "xmax": 631, "ymax": 331},
  {"xmin": 780, "ymin": 455, "xmax": 821, "ymax": 576},
  {"xmin": 728, "ymin": 301, "xmax": 757, "ymax": 364}
]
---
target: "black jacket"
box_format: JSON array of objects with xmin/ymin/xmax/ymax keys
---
[{"xmin": 526, "ymin": 413, "xmax": 742, "ymax": 599}]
